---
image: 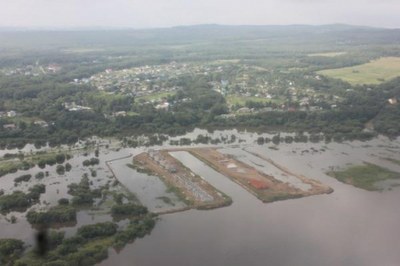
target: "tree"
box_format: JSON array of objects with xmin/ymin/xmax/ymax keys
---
[
  {"xmin": 56, "ymin": 165, "xmax": 65, "ymax": 175},
  {"xmin": 65, "ymin": 163, "xmax": 72, "ymax": 172}
]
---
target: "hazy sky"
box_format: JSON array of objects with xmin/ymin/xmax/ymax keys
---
[{"xmin": 0, "ymin": 0, "xmax": 399, "ymax": 29}]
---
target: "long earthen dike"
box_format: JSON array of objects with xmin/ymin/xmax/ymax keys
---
[{"xmin": 170, "ymin": 147, "xmax": 333, "ymax": 203}]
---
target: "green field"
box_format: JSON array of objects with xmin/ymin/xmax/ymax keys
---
[
  {"xmin": 317, "ymin": 57, "xmax": 400, "ymax": 85},
  {"xmin": 327, "ymin": 163, "xmax": 400, "ymax": 191},
  {"xmin": 308, "ymin": 52, "xmax": 347, "ymax": 57}
]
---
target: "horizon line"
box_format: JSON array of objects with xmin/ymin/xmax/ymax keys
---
[{"xmin": 0, "ymin": 23, "xmax": 398, "ymax": 32}]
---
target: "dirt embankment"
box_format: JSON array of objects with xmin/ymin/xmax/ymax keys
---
[
  {"xmin": 133, "ymin": 150, "xmax": 232, "ymax": 211},
  {"xmin": 243, "ymin": 149, "xmax": 333, "ymax": 196},
  {"xmin": 185, "ymin": 147, "xmax": 333, "ymax": 203}
]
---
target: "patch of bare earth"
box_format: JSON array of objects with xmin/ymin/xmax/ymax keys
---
[
  {"xmin": 133, "ymin": 150, "xmax": 231, "ymax": 213},
  {"xmin": 185, "ymin": 148, "xmax": 333, "ymax": 203}
]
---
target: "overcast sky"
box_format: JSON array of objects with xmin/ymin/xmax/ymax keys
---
[{"xmin": 0, "ymin": 0, "xmax": 399, "ymax": 29}]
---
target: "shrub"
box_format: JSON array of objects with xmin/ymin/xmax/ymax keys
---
[
  {"xmin": 56, "ymin": 165, "xmax": 65, "ymax": 175},
  {"xmin": 111, "ymin": 203, "xmax": 148, "ymax": 217},
  {"xmin": 58, "ymin": 198, "xmax": 70, "ymax": 205},
  {"xmin": 77, "ymin": 222, "xmax": 117, "ymax": 239},
  {"xmin": 26, "ymin": 205, "xmax": 76, "ymax": 225},
  {"xmin": 14, "ymin": 174, "xmax": 32, "ymax": 184},
  {"xmin": 35, "ymin": 172, "xmax": 45, "ymax": 179},
  {"xmin": 65, "ymin": 163, "xmax": 72, "ymax": 172}
]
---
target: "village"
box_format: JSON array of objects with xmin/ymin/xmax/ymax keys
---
[
  {"xmin": 73, "ymin": 61, "xmax": 342, "ymax": 115},
  {"xmin": 0, "ymin": 63, "xmax": 61, "ymax": 77}
]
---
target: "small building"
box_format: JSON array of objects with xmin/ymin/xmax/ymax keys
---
[
  {"xmin": 155, "ymin": 102, "xmax": 169, "ymax": 110},
  {"xmin": 7, "ymin": 110, "xmax": 17, "ymax": 117},
  {"xmin": 388, "ymin": 98, "xmax": 398, "ymax": 105},
  {"xmin": 47, "ymin": 64, "xmax": 61, "ymax": 73},
  {"xmin": 3, "ymin": 123, "xmax": 16, "ymax": 130},
  {"xmin": 34, "ymin": 120, "xmax": 48, "ymax": 127},
  {"xmin": 113, "ymin": 111, "xmax": 127, "ymax": 117}
]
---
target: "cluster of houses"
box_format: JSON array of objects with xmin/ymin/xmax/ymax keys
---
[
  {"xmin": 85, "ymin": 62, "xmax": 233, "ymax": 100},
  {"xmin": 0, "ymin": 111, "xmax": 17, "ymax": 118},
  {"xmin": 71, "ymin": 62, "xmax": 343, "ymax": 116},
  {"xmin": 1, "ymin": 64, "xmax": 61, "ymax": 77},
  {"xmin": 2, "ymin": 120, "xmax": 49, "ymax": 130},
  {"xmin": 0, "ymin": 108, "xmax": 51, "ymax": 130}
]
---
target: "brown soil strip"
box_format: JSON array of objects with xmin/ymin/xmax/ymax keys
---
[
  {"xmin": 243, "ymin": 148, "xmax": 333, "ymax": 196},
  {"xmin": 133, "ymin": 150, "xmax": 232, "ymax": 211},
  {"xmin": 183, "ymin": 147, "xmax": 332, "ymax": 203}
]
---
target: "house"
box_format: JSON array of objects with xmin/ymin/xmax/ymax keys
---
[
  {"xmin": 155, "ymin": 102, "xmax": 169, "ymax": 110},
  {"xmin": 309, "ymin": 106, "xmax": 321, "ymax": 111},
  {"xmin": 7, "ymin": 110, "xmax": 17, "ymax": 117},
  {"xmin": 3, "ymin": 124, "xmax": 16, "ymax": 130},
  {"xmin": 34, "ymin": 120, "xmax": 48, "ymax": 127},
  {"xmin": 113, "ymin": 111, "xmax": 127, "ymax": 117},
  {"xmin": 388, "ymin": 98, "xmax": 398, "ymax": 105},
  {"xmin": 64, "ymin": 102, "xmax": 92, "ymax": 111},
  {"xmin": 47, "ymin": 64, "xmax": 61, "ymax": 73}
]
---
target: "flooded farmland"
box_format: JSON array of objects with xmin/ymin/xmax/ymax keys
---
[
  {"xmin": 100, "ymin": 133, "xmax": 400, "ymax": 266},
  {"xmin": 1, "ymin": 131, "xmax": 400, "ymax": 266}
]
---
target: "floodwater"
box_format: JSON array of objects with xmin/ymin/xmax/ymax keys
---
[
  {"xmin": 0, "ymin": 147, "xmax": 122, "ymax": 245},
  {"xmin": 1, "ymin": 132, "xmax": 400, "ymax": 266},
  {"xmin": 107, "ymin": 154, "xmax": 186, "ymax": 212},
  {"xmin": 100, "ymin": 135, "xmax": 400, "ymax": 266}
]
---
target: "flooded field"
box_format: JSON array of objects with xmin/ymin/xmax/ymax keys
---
[
  {"xmin": 1, "ymin": 131, "xmax": 400, "ymax": 266},
  {"xmin": 100, "ymin": 133, "xmax": 400, "ymax": 266}
]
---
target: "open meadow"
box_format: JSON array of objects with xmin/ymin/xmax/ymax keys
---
[{"xmin": 317, "ymin": 57, "xmax": 400, "ymax": 85}]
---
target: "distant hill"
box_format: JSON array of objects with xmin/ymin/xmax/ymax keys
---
[{"xmin": 0, "ymin": 24, "xmax": 399, "ymax": 50}]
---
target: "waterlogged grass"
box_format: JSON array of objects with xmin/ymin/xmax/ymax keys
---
[
  {"xmin": 317, "ymin": 57, "xmax": 400, "ymax": 85},
  {"xmin": 327, "ymin": 163, "xmax": 400, "ymax": 191},
  {"xmin": 0, "ymin": 160, "xmax": 31, "ymax": 177}
]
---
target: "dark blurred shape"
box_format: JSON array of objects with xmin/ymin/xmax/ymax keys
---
[{"xmin": 35, "ymin": 228, "xmax": 49, "ymax": 256}]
